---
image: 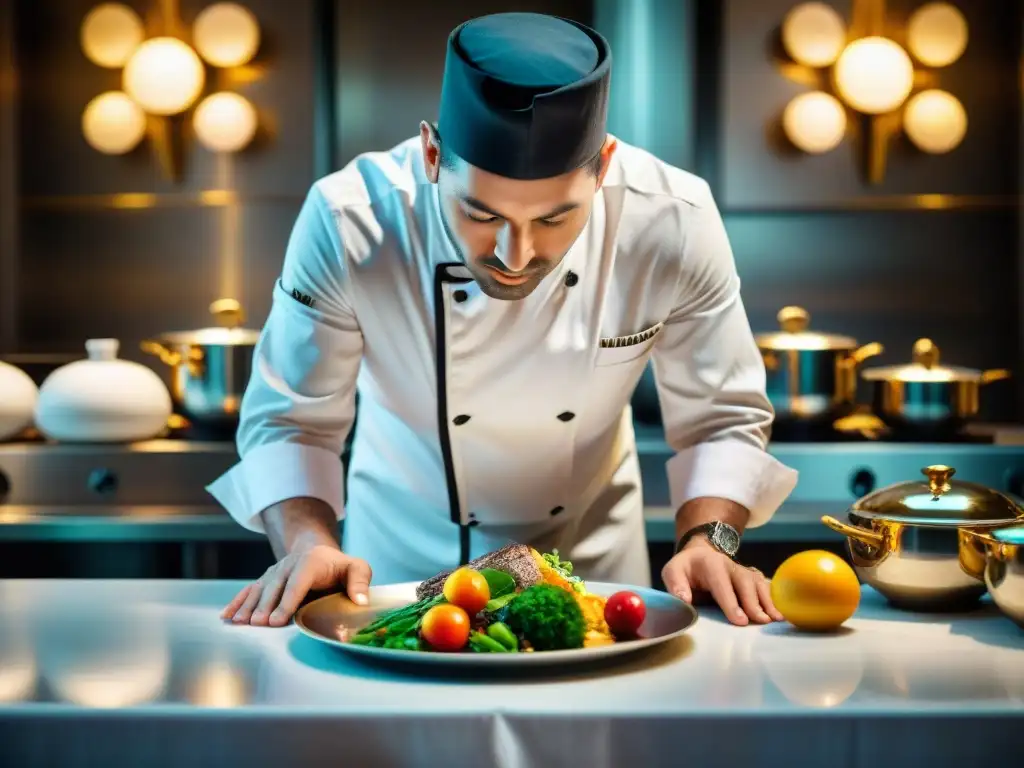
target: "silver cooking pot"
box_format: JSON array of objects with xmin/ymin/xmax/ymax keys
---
[
  {"xmin": 141, "ymin": 299, "xmax": 260, "ymax": 432},
  {"xmin": 861, "ymin": 338, "xmax": 1010, "ymax": 433},
  {"xmin": 755, "ymin": 306, "xmax": 883, "ymax": 424}
]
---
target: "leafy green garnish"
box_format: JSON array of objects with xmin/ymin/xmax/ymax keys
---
[
  {"xmin": 479, "ymin": 568, "xmax": 516, "ymax": 598},
  {"xmin": 542, "ymin": 549, "xmax": 585, "ymax": 592},
  {"xmin": 484, "ymin": 592, "xmax": 517, "ymax": 613},
  {"xmin": 542, "ymin": 549, "xmax": 573, "ymax": 576}
]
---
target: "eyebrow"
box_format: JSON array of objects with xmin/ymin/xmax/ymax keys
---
[{"xmin": 461, "ymin": 196, "xmax": 579, "ymax": 221}]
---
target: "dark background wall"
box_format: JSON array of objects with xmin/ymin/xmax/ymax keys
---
[{"xmin": 1, "ymin": 0, "xmax": 1022, "ymax": 420}]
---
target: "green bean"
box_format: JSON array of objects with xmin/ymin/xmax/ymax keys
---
[
  {"xmin": 487, "ymin": 622, "xmax": 519, "ymax": 651},
  {"xmin": 469, "ymin": 632, "xmax": 509, "ymax": 653}
]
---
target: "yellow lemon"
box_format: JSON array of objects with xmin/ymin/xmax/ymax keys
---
[{"xmin": 770, "ymin": 550, "xmax": 861, "ymax": 632}]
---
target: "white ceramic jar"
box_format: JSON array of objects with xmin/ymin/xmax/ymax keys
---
[
  {"xmin": 35, "ymin": 339, "xmax": 173, "ymax": 443},
  {"xmin": 0, "ymin": 359, "xmax": 39, "ymax": 440}
]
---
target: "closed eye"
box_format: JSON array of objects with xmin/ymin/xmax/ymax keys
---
[{"xmin": 464, "ymin": 211, "xmax": 499, "ymax": 224}]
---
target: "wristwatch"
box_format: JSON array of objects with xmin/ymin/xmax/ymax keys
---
[{"xmin": 674, "ymin": 521, "xmax": 741, "ymax": 558}]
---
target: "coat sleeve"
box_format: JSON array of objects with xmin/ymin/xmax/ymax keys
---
[
  {"xmin": 206, "ymin": 184, "xmax": 362, "ymax": 533},
  {"xmin": 649, "ymin": 181, "xmax": 798, "ymax": 529}
]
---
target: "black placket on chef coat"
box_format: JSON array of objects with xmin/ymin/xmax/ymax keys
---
[
  {"xmin": 432, "ymin": 262, "xmax": 475, "ymax": 565},
  {"xmin": 432, "ymin": 260, "xmax": 584, "ymax": 566}
]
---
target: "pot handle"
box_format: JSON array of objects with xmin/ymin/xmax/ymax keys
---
[
  {"xmin": 821, "ymin": 515, "xmax": 885, "ymax": 549},
  {"xmin": 140, "ymin": 340, "xmax": 181, "ymax": 366},
  {"xmin": 957, "ymin": 529, "xmax": 988, "ymax": 581},
  {"xmin": 980, "ymin": 369, "xmax": 1011, "ymax": 385},
  {"xmin": 847, "ymin": 342, "xmax": 884, "ymax": 366}
]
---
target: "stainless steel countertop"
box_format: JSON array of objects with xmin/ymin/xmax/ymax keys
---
[{"xmin": 0, "ymin": 579, "xmax": 1022, "ymax": 768}]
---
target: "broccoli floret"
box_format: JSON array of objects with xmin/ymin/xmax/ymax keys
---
[{"xmin": 502, "ymin": 583, "xmax": 586, "ymax": 651}]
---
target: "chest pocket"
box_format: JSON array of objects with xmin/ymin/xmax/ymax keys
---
[
  {"xmin": 585, "ymin": 322, "xmax": 664, "ymax": 418},
  {"xmin": 595, "ymin": 322, "xmax": 664, "ymax": 367}
]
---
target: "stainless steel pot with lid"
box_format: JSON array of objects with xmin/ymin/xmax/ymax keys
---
[
  {"xmin": 822, "ymin": 465, "xmax": 1024, "ymax": 611},
  {"xmin": 861, "ymin": 338, "xmax": 1010, "ymax": 433},
  {"xmin": 754, "ymin": 306, "xmax": 883, "ymax": 424},
  {"xmin": 141, "ymin": 299, "xmax": 261, "ymax": 434}
]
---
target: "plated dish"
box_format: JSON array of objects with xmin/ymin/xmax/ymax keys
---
[{"xmin": 295, "ymin": 544, "xmax": 698, "ymax": 666}]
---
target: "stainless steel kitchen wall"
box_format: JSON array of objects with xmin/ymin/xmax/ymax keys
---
[
  {"xmin": 2, "ymin": 0, "xmax": 1022, "ymax": 419},
  {"xmin": 712, "ymin": 0, "xmax": 1021, "ymax": 422},
  {"xmin": 0, "ymin": 0, "xmax": 17, "ymax": 355},
  {"xmin": 5, "ymin": 0, "xmax": 325, "ymax": 366}
]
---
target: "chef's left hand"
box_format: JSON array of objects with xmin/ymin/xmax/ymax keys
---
[{"xmin": 662, "ymin": 538, "xmax": 783, "ymax": 626}]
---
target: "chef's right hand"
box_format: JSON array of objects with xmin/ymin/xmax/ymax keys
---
[{"xmin": 222, "ymin": 545, "xmax": 372, "ymax": 627}]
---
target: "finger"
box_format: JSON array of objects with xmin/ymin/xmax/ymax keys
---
[
  {"xmin": 270, "ymin": 563, "xmax": 315, "ymax": 627},
  {"xmin": 732, "ymin": 566, "xmax": 771, "ymax": 624},
  {"xmin": 251, "ymin": 573, "xmax": 288, "ymax": 626},
  {"xmin": 661, "ymin": 561, "xmax": 692, "ymax": 603},
  {"xmin": 705, "ymin": 559, "xmax": 747, "ymax": 626},
  {"xmin": 222, "ymin": 584, "xmax": 251, "ymax": 619},
  {"xmin": 756, "ymin": 573, "xmax": 784, "ymax": 621},
  {"xmin": 345, "ymin": 559, "xmax": 372, "ymax": 606},
  {"xmin": 233, "ymin": 580, "xmax": 265, "ymax": 624}
]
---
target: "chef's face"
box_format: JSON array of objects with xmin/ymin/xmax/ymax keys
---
[{"xmin": 421, "ymin": 121, "xmax": 616, "ymax": 301}]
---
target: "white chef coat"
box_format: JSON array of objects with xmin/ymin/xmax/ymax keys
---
[{"xmin": 206, "ymin": 135, "xmax": 799, "ymax": 587}]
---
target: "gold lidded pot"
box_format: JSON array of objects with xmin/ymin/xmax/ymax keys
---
[
  {"xmin": 754, "ymin": 306, "xmax": 882, "ymax": 425},
  {"xmin": 821, "ymin": 464, "xmax": 1024, "ymax": 612},
  {"xmin": 861, "ymin": 338, "xmax": 1010, "ymax": 434}
]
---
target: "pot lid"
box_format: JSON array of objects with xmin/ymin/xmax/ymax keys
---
[
  {"xmin": 851, "ymin": 465, "xmax": 1024, "ymax": 526},
  {"xmin": 156, "ymin": 299, "xmax": 261, "ymax": 346},
  {"xmin": 861, "ymin": 338, "xmax": 1011, "ymax": 384},
  {"xmin": 754, "ymin": 306, "xmax": 857, "ymax": 351}
]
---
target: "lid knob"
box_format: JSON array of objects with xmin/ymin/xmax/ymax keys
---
[
  {"xmin": 85, "ymin": 338, "xmax": 120, "ymax": 361},
  {"xmin": 777, "ymin": 306, "xmax": 810, "ymax": 334},
  {"xmin": 912, "ymin": 338, "xmax": 940, "ymax": 369},
  {"xmin": 210, "ymin": 298, "xmax": 244, "ymax": 329},
  {"xmin": 922, "ymin": 464, "xmax": 955, "ymax": 498}
]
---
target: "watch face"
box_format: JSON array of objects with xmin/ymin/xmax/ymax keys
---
[{"xmin": 713, "ymin": 523, "xmax": 740, "ymax": 555}]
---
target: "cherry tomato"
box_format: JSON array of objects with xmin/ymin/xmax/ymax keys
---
[
  {"xmin": 442, "ymin": 567, "xmax": 491, "ymax": 615},
  {"xmin": 421, "ymin": 604, "xmax": 471, "ymax": 651},
  {"xmin": 604, "ymin": 591, "xmax": 646, "ymax": 638}
]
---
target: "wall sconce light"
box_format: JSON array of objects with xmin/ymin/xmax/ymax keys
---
[
  {"xmin": 778, "ymin": 0, "xmax": 968, "ymax": 183},
  {"xmin": 79, "ymin": 2, "xmax": 262, "ymax": 179}
]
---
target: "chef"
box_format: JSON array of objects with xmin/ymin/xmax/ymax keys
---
[{"xmin": 209, "ymin": 12, "xmax": 799, "ymax": 629}]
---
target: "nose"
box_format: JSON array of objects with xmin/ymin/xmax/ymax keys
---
[{"xmin": 494, "ymin": 223, "xmax": 534, "ymax": 273}]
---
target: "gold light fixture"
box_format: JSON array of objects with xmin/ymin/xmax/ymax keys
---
[
  {"xmin": 79, "ymin": 1, "xmax": 262, "ymax": 179},
  {"xmin": 778, "ymin": 0, "xmax": 969, "ymax": 183}
]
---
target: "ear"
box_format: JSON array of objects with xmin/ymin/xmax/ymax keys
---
[
  {"xmin": 421, "ymin": 121, "xmax": 441, "ymax": 183},
  {"xmin": 595, "ymin": 136, "xmax": 618, "ymax": 189}
]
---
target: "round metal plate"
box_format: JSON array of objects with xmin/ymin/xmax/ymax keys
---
[{"xmin": 294, "ymin": 581, "xmax": 698, "ymax": 667}]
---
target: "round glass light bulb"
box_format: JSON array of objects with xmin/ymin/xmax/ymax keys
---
[
  {"xmin": 782, "ymin": 91, "xmax": 847, "ymax": 154},
  {"xmin": 193, "ymin": 92, "xmax": 258, "ymax": 152},
  {"xmin": 834, "ymin": 37, "xmax": 915, "ymax": 114},
  {"xmin": 80, "ymin": 3, "xmax": 145, "ymax": 68},
  {"xmin": 904, "ymin": 90, "xmax": 967, "ymax": 154},
  {"xmin": 123, "ymin": 37, "xmax": 206, "ymax": 116},
  {"xmin": 81, "ymin": 91, "xmax": 147, "ymax": 154},
  {"xmin": 907, "ymin": 3, "xmax": 968, "ymax": 67},
  {"xmin": 193, "ymin": 3, "xmax": 261, "ymax": 67},
  {"xmin": 781, "ymin": 2, "xmax": 847, "ymax": 67}
]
